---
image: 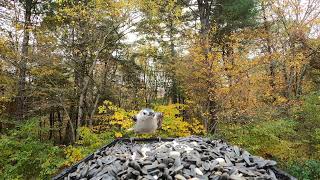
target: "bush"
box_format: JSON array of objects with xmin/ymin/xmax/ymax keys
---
[
  {"xmin": 0, "ymin": 118, "xmax": 64, "ymax": 179},
  {"xmin": 154, "ymin": 104, "xmax": 205, "ymax": 137},
  {"xmin": 63, "ymin": 127, "xmax": 114, "ymax": 166},
  {"xmin": 0, "ymin": 118, "xmax": 116, "ymax": 179},
  {"xmin": 288, "ymin": 160, "xmax": 320, "ymax": 180},
  {"xmin": 218, "ymin": 91, "xmax": 320, "ymax": 176},
  {"xmin": 218, "ymin": 119, "xmax": 302, "ymax": 164}
]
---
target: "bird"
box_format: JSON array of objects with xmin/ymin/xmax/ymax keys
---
[{"xmin": 130, "ymin": 108, "xmax": 163, "ymax": 134}]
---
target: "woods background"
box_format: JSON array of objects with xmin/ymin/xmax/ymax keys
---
[{"xmin": 0, "ymin": 0, "xmax": 320, "ymax": 179}]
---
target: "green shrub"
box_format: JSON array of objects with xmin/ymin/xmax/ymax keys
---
[
  {"xmin": 288, "ymin": 160, "xmax": 320, "ymax": 180},
  {"xmin": 0, "ymin": 118, "xmax": 64, "ymax": 179},
  {"xmin": 219, "ymin": 119, "xmax": 300, "ymax": 164},
  {"xmin": 0, "ymin": 119, "xmax": 115, "ymax": 179},
  {"xmin": 218, "ymin": 91, "xmax": 320, "ymax": 176},
  {"xmin": 63, "ymin": 127, "xmax": 114, "ymax": 166}
]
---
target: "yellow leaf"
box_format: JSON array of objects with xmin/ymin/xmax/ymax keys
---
[{"xmin": 115, "ymin": 132, "xmax": 123, "ymax": 138}]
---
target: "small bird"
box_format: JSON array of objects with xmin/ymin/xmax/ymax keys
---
[{"xmin": 130, "ymin": 108, "xmax": 163, "ymax": 134}]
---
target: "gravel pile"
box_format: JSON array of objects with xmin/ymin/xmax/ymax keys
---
[{"xmin": 61, "ymin": 136, "xmax": 295, "ymax": 180}]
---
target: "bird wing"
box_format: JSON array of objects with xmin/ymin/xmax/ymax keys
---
[{"xmin": 155, "ymin": 112, "xmax": 164, "ymax": 129}]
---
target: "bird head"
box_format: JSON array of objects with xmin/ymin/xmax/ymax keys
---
[{"xmin": 132, "ymin": 108, "xmax": 155, "ymax": 122}]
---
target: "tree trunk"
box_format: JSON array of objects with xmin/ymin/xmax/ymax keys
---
[
  {"xmin": 197, "ymin": 0, "xmax": 218, "ymax": 133},
  {"xmin": 88, "ymin": 94, "xmax": 100, "ymax": 127},
  {"xmin": 296, "ymin": 65, "xmax": 307, "ymax": 96},
  {"xmin": 49, "ymin": 111, "xmax": 54, "ymax": 140},
  {"xmin": 77, "ymin": 36, "xmax": 108, "ymax": 140},
  {"xmin": 57, "ymin": 95, "xmax": 75, "ymax": 144},
  {"xmin": 197, "ymin": 0, "xmax": 211, "ymax": 39},
  {"xmin": 208, "ymin": 98, "xmax": 218, "ymax": 133},
  {"xmin": 269, "ymin": 60, "xmax": 276, "ymax": 100},
  {"xmin": 282, "ymin": 64, "xmax": 289, "ymax": 98},
  {"xmin": 57, "ymin": 109, "xmax": 63, "ymax": 144},
  {"xmin": 168, "ymin": 14, "xmax": 180, "ymax": 104},
  {"xmin": 17, "ymin": 0, "xmax": 32, "ymax": 121},
  {"xmin": 39, "ymin": 120, "xmax": 42, "ymax": 141},
  {"xmin": 262, "ymin": 2, "xmax": 276, "ymax": 102},
  {"xmin": 288, "ymin": 67, "xmax": 294, "ymax": 98}
]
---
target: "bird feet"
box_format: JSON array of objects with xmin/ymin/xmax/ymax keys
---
[
  {"xmin": 130, "ymin": 137, "xmax": 135, "ymax": 144},
  {"xmin": 157, "ymin": 136, "xmax": 162, "ymax": 142}
]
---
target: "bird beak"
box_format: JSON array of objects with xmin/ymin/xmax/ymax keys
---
[
  {"xmin": 149, "ymin": 112, "xmax": 154, "ymax": 116},
  {"xmin": 132, "ymin": 115, "xmax": 137, "ymax": 122}
]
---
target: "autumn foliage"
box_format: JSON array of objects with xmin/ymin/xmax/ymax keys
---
[{"xmin": 0, "ymin": 0, "xmax": 320, "ymax": 179}]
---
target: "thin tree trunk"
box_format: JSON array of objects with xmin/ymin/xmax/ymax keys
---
[
  {"xmin": 77, "ymin": 35, "xmax": 108, "ymax": 140},
  {"xmin": 89, "ymin": 94, "xmax": 100, "ymax": 127},
  {"xmin": 282, "ymin": 64, "xmax": 290, "ymax": 98},
  {"xmin": 143, "ymin": 66, "xmax": 148, "ymax": 105},
  {"xmin": 288, "ymin": 67, "xmax": 294, "ymax": 98},
  {"xmin": 39, "ymin": 120, "xmax": 42, "ymax": 141},
  {"xmin": 262, "ymin": 2, "xmax": 276, "ymax": 102},
  {"xmin": 296, "ymin": 65, "xmax": 307, "ymax": 96},
  {"xmin": 49, "ymin": 111, "xmax": 54, "ymax": 140},
  {"xmin": 197, "ymin": 0, "xmax": 218, "ymax": 133},
  {"xmin": 168, "ymin": 14, "xmax": 179, "ymax": 104},
  {"xmin": 57, "ymin": 95, "xmax": 75, "ymax": 144},
  {"xmin": 17, "ymin": 0, "xmax": 32, "ymax": 121},
  {"xmin": 57, "ymin": 109, "xmax": 63, "ymax": 144}
]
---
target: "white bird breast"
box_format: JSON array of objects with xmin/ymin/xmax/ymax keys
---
[{"xmin": 134, "ymin": 117, "xmax": 157, "ymax": 134}]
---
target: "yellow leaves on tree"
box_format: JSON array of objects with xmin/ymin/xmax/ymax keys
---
[
  {"xmin": 154, "ymin": 104, "xmax": 206, "ymax": 137},
  {"xmin": 98, "ymin": 100, "xmax": 135, "ymax": 130},
  {"xmin": 96, "ymin": 102, "xmax": 205, "ymax": 138}
]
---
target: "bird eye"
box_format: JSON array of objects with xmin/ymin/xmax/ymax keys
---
[{"xmin": 143, "ymin": 112, "xmax": 146, "ymax": 115}]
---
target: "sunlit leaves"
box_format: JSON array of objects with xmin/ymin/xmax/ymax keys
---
[
  {"xmin": 63, "ymin": 146, "xmax": 84, "ymax": 166},
  {"xmin": 96, "ymin": 101, "xmax": 205, "ymax": 138},
  {"xmin": 98, "ymin": 100, "xmax": 135, "ymax": 130}
]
